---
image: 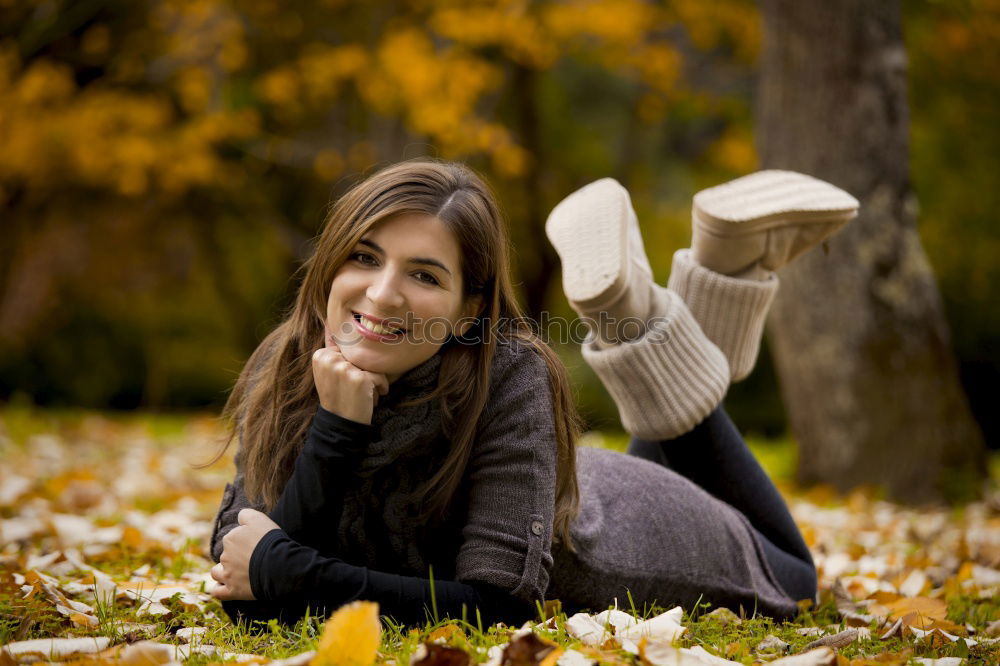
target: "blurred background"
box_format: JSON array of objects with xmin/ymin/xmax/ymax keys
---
[{"xmin": 1, "ymin": 0, "xmax": 997, "ymax": 498}]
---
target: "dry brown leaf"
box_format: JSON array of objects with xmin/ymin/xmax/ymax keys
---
[
  {"xmin": 500, "ymin": 633, "xmax": 562, "ymax": 666},
  {"xmin": 804, "ymin": 629, "xmax": 858, "ymax": 651},
  {"xmin": 426, "ymin": 624, "xmax": 465, "ymax": 645},
  {"xmin": 409, "ymin": 643, "xmax": 470, "ymax": 666},
  {"xmin": 879, "ymin": 618, "xmax": 903, "ymax": 640},
  {"xmin": 837, "ymin": 649, "xmax": 912, "ymax": 666}
]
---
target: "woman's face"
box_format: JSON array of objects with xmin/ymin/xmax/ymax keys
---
[{"xmin": 326, "ymin": 213, "xmax": 482, "ymax": 382}]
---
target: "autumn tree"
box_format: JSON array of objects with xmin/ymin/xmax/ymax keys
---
[
  {"xmin": 756, "ymin": 0, "xmax": 986, "ymax": 501},
  {"xmin": 0, "ymin": 0, "xmax": 758, "ymax": 414}
]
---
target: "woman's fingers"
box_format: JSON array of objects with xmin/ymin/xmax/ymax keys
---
[
  {"xmin": 237, "ymin": 507, "xmax": 268, "ymax": 525},
  {"xmin": 237, "ymin": 508, "xmax": 280, "ymax": 531},
  {"xmin": 210, "ymin": 563, "xmax": 230, "ymax": 599},
  {"xmin": 312, "ymin": 342, "xmax": 390, "ymax": 423}
]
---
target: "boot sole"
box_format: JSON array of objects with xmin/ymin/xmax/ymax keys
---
[
  {"xmin": 693, "ymin": 170, "xmax": 859, "ymax": 237},
  {"xmin": 545, "ymin": 178, "xmax": 633, "ymax": 311}
]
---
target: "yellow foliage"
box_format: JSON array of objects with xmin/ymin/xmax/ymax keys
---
[
  {"xmin": 429, "ymin": 6, "xmax": 555, "ymax": 67},
  {"xmin": 669, "ymin": 0, "xmax": 760, "ymax": 63},
  {"xmin": 16, "ymin": 60, "xmax": 76, "ymax": 105},
  {"xmin": 543, "ymin": 0, "xmax": 659, "ymax": 46},
  {"xmin": 708, "ymin": 128, "xmax": 758, "ymax": 174},
  {"xmin": 80, "ymin": 25, "xmax": 111, "ymax": 58},
  {"xmin": 314, "ymin": 150, "xmax": 345, "ymax": 181},
  {"xmin": 631, "ymin": 44, "xmax": 681, "ymax": 93},
  {"xmin": 314, "ymin": 601, "xmax": 381, "ymax": 666}
]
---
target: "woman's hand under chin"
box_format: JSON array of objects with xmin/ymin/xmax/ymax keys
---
[
  {"xmin": 210, "ymin": 509, "xmax": 280, "ymax": 601},
  {"xmin": 312, "ymin": 332, "xmax": 389, "ymax": 425}
]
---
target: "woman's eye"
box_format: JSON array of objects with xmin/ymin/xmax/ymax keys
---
[
  {"xmin": 351, "ymin": 252, "xmax": 377, "ymax": 266},
  {"xmin": 414, "ymin": 271, "xmax": 440, "ymax": 286}
]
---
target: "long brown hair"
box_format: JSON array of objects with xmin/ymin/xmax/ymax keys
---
[{"xmin": 217, "ymin": 159, "xmax": 581, "ymax": 549}]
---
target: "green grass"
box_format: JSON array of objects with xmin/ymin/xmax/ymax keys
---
[{"xmin": 3, "ymin": 407, "xmax": 1000, "ymax": 664}]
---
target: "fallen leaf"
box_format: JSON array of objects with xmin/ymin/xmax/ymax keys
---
[
  {"xmin": 267, "ymin": 652, "xmax": 316, "ymax": 666},
  {"xmin": 410, "ymin": 643, "xmax": 470, "ymax": 666},
  {"xmin": 501, "ymin": 633, "xmax": 562, "ymax": 666},
  {"xmin": 756, "ymin": 634, "xmax": 790, "ymax": 654},
  {"xmin": 427, "ymin": 624, "xmax": 465, "ymax": 645},
  {"xmin": 174, "ymin": 627, "xmax": 206, "ymax": 643},
  {"xmin": 896, "ymin": 570, "xmax": 929, "ymax": 597},
  {"xmin": 314, "ymin": 601, "xmax": 380, "ymax": 666},
  {"xmin": 564, "ymin": 614, "xmax": 607, "ymax": 647},
  {"xmin": 767, "ymin": 647, "xmax": 836, "ymax": 665},
  {"xmin": 882, "ymin": 596, "xmax": 947, "ymax": 628},
  {"xmin": 909, "ymin": 627, "xmax": 977, "ymax": 647},
  {"xmin": 1, "ymin": 637, "xmax": 111, "ymax": 662},
  {"xmin": 618, "ymin": 607, "xmax": 686, "ymax": 647},
  {"xmin": 637, "ymin": 640, "xmax": 739, "ymax": 665},
  {"xmin": 703, "ymin": 608, "xmax": 740, "ymax": 626},
  {"xmin": 119, "ymin": 641, "xmax": 176, "ymax": 666},
  {"xmin": 591, "ymin": 608, "xmax": 635, "ymax": 635},
  {"xmin": 805, "ymin": 629, "xmax": 858, "ymax": 651},
  {"xmin": 879, "ymin": 618, "xmax": 903, "ymax": 640},
  {"xmin": 554, "ymin": 649, "xmax": 594, "ymax": 666}
]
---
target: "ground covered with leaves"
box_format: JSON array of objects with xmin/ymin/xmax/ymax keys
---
[{"xmin": 1, "ymin": 408, "xmax": 998, "ymax": 665}]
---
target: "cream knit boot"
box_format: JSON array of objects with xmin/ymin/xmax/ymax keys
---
[
  {"xmin": 546, "ymin": 178, "xmax": 656, "ymax": 345},
  {"xmin": 581, "ymin": 284, "xmax": 730, "ymax": 440},
  {"xmin": 691, "ymin": 170, "xmax": 859, "ymax": 280},
  {"xmin": 668, "ymin": 249, "xmax": 777, "ymax": 382}
]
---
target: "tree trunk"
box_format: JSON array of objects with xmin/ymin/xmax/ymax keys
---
[{"xmin": 756, "ymin": 0, "xmax": 985, "ymax": 502}]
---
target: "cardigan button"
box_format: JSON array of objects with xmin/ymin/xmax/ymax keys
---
[{"xmin": 531, "ymin": 521, "xmax": 544, "ymax": 536}]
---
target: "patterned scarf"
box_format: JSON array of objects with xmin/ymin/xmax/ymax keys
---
[{"xmin": 334, "ymin": 353, "xmax": 463, "ymax": 577}]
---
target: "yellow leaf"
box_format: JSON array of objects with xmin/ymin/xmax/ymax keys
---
[
  {"xmin": 883, "ymin": 597, "xmax": 947, "ymax": 628},
  {"xmin": 122, "ymin": 526, "xmax": 144, "ymax": 549},
  {"xmin": 426, "ymin": 624, "xmax": 464, "ymax": 644},
  {"xmin": 314, "ymin": 601, "xmax": 380, "ymax": 666}
]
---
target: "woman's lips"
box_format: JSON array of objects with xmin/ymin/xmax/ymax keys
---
[{"xmin": 353, "ymin": 312, "xmax": 405, "ymax": 341}]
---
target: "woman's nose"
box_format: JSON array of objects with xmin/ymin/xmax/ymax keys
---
[{"xmin": 366, "ymin": 269, "xmax": 405, "ymax": 309}]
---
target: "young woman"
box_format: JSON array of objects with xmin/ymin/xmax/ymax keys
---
[{"xmin": 207, "ymin": 160, "xmax": 858, "ymax": 628}]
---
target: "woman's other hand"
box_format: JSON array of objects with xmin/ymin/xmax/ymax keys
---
[
  {"xmin": 210, "ymin": 509, "xmax": 280, "ymax": 601},
  {"xmin": 312, "ymin": 332, "xmax": 389, "ymax": 424}
]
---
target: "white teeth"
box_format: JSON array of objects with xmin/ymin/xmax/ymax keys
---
[{"xmin": 359, "ymin": 315, "xmax": 402, "ymax": 336}]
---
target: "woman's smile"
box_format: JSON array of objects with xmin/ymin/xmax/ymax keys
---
[{"xmin": 352, "ymin": 311, "xmax": 407, "ymax": 340}]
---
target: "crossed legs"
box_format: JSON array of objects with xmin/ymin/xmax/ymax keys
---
[{"xmin": 546, "ymin": 171, "xmax": 858, "ymax": 603}]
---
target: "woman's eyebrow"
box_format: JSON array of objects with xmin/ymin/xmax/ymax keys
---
[{"xmin": 359, "ymin": 238, "xmax": 453, "ymax": 276}]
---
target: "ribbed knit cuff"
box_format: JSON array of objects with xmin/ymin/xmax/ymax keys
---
[
  {"xmin": 667, "ymin": 249, "xmax": 778, "ymax": 382},
  {"xmin": 582, "ymin": 285, "xmax": 730, "ymax": 440}
]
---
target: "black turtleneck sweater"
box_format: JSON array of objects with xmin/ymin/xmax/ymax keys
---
[{"xmin": 219, "ymin": 406, "xmax": 535, "ymax": 629}]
